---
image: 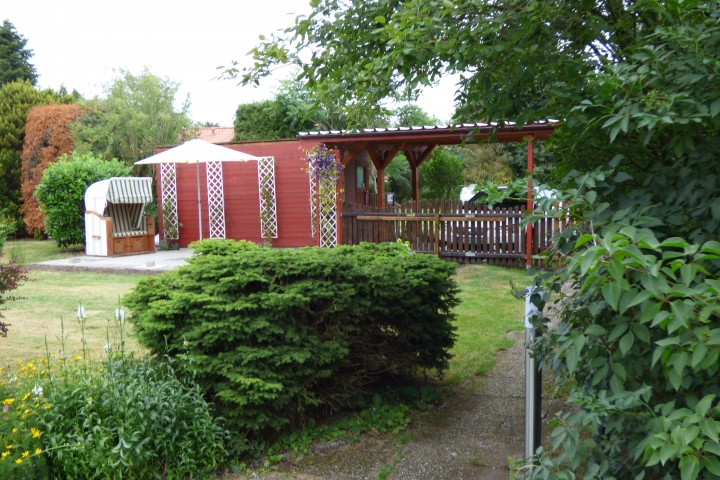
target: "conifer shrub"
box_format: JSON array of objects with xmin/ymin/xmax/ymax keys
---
[
  {"xmin": 187, "ymin": 238, "xmax": 262, "ymax": 256},
  {"xmin": 124, "ymin": 242, "xmax": 459, "ymax": 432}
]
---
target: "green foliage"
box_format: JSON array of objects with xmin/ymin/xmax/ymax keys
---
[
  {"xmin": 0, "ymin": 363, "xmax": 50, "ymax": 479},
  {"xmin": 525, "ymin": 161, "xmax": 720, "ymax": 478},
  {"xmin": 0, "ymin": 81, "xmax": 69, "ymax": 234},
  {"xmin": 143, "ymin": 200, "xmax": 157, "ymax": 235},
  {"xmin": 0, "ymin": 219, "xmax": 8, "ymax": 254},
  {"xmin": 392, "ymin": 104, "xmax": 437, "ymax": 127},
  {"xmin": 385, "ymin": 155, "xmax": 412, "ymax": 203},
  {"xmin": 0, "ymin": 20, "xmax": 37, "ymax": 87},
  {"xmin": 0, "ymin": 254, "xmax": 28, "ymax": 337},
  {"xmin": 256, "ymin": 392, "xmax": 410, "ymax": 465},
  {"xmin": 2, "ymin": 308, "xmax": 230, "ymax": 479},
  {"xmin": 419, "ymin": 148, "xmax": 464, "ymax": 200},
  {"xmin": 188, "ymin": 238, "xmax": 261, "ymax": 256},
  {"xmin": 71, "ymin": 68, "xmax": 193, "ymax": 167},
  {"xmin": 124, "ymin": 242, "xmax": 459, "ymax": 432},
  {"xmin": 35, "ymin": 152, "xmax": 131, "ymax": 248},
  {"xmin": 37, "ymin": 355, "xmax": 228, "ymax": 479},
  {"xmin": 234, "ymin": 0, "xmax": 672, "ymax": 128},
  {"xmin": 233, "ymin": 99, "xmax": 314, "ymax": 141},
  {"xmin": 274, "ymin": 78, "xmax": 350, "ymax": 131},
  {"xmin": 522, "ymin": 5, "xmax": 720, "ymax": 474}
]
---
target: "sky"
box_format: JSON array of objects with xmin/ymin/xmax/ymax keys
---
[{"xmin": 4, "ymin": 0, "xmax": 459, "ymax": 127}]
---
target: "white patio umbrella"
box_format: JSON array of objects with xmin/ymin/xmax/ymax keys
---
[{"xmin": 135, "ymin": 139, "xmax": 261, "ymax": 241}]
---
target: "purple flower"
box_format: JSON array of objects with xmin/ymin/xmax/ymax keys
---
[{"xmin": 306, "ymin": 145, "xmax": 343, "ymax": 182}]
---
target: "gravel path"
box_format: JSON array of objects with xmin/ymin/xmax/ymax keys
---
[{"xmin": 223, "ymin": 329, "xmax": 530, "ymax": 480}]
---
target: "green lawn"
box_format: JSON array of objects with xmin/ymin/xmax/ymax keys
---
[
  {"xmin": 2, "ymin": 238, "xmax": 84, "ymax": 264},
  {"xmin": 1, "ymin": 243, "xmax": 530, "ymax": 388},
  {"xmin": 444, "ymin": 263, "xmax": 530, "ymax": 385},
  {"xmin": 1, "ymin": 269, "xmax": 146, "ymax": 367}
]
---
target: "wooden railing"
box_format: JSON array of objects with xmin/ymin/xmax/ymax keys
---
[{"xmin": 341, "ymin": 200, "xmax": 561, "ymax": 267}]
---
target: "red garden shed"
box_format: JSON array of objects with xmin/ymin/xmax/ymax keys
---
[
  {"xmin": 155, "ymin": 121, "xmax": 559, "ymax": 266},
  {"xmin": 154, "ymin": 139, "xmax": 315, "ymax": 248}
]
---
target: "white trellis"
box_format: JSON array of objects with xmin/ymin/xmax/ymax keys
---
[
  {"xmin": 159, "ymin": 163, "xmax": 179, "ymax": 240},
  {"xmin": 308, "ymin": 173, "xmax": 318, "ymax": 238},
  {"xmin": 308, "ymin": 171, "xmax": 337, "ymax": 248},
  {"xmin": 206, "ymin": 161, "xmax": 226, "ymax": 239},
  {"xmin": 257, "ymin": 156, "xmax": 278, "ymax": 239},
  {"xmin": 318, "ymin": 177, "xmax": 338, "ymax": 248}
]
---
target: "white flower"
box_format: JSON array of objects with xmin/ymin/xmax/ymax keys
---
[
  {"xmin": 183, "ymin": 340, "xmax": 189, "ymax": 348},
  {"xmin": 104, "ymin": 343, "xmax": 111, "ymax": 353},
  {"xmin": 77, "ymin": 306, "xmax": 86, "ymax": 323},
  {"xmin": 31, "ymin": 385, "xmax": 43, "ymax": 397},
  {"xmin": 114, "ymin": 308, "xmax": 125, "ymax": 322}
]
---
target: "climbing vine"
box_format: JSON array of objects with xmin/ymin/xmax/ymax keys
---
[{"xmin": 305, "ymin": 145, "xmax": 343, "ymax": 247}]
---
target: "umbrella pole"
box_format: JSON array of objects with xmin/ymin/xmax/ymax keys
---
[{"xmin": 197, "ymin": 160, "xmax": 203, "ymax": 241}]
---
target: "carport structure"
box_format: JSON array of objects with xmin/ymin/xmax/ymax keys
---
[
  {"xmin": 299, "ymin": 121, "xmax": 558, "ymax": 266},
  {"xmin": 299, "ymin": 121, "xmax": 557, "ymax": 208}
]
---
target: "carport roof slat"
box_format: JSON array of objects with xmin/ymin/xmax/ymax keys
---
[{"xmin": 297, "ymin": 120, "xmax": 559, "ymax": 145}]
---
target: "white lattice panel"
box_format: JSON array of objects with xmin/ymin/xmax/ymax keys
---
[
  {"xmin": 159, "ymin": 163, "xmax": 179, "ymax": 240},
  {"xmin": 257, "ymin": 157, "xmax": 278, "ymax": 239},
  {"xmin": 308, "ymin": 172, "xmax": 318, "ymax": 238},
  {"xmin": 318, "ymin": 178, "xmax": 337, "ymax": 248},
  {"xmin": 206, "ymin": 161, "xmax": 226, "ymax": 239}
]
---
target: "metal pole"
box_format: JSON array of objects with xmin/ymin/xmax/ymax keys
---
[
  {"xmin": 525, "ymin": 287, "xmax": 542, "ymax": 460},
  {"xmin": 196, "ymin": 160, "xmax": 203, "ymax": 242}
]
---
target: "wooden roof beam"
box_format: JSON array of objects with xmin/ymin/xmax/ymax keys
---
[
  {"xmin": 404, "ymin": 150, "xmax": 418, "ymax": 168},
  {"xmin": 341, "ymin": 141, "xmax": 368, "ymax": 166},
  {"xmin": 367, "ymin": 149, "xmax": 382, "ymax": 171},
  {"xmin": 381, "ymin": 142, "xmax": 405, "ymax": 169},
  {"xmin": 414, "ymin": 144, "xmax": 437, "ymax": 167}
]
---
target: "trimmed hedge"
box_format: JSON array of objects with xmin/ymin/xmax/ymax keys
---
[{"xmin": 124, "ymin": 242, "xmax": 458, "ymax": 431}]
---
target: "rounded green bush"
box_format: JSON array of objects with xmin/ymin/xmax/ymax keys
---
[
  {"xmin": 124, "ymin": 242, "xmax": 459, "ymax": 432},
  {"xmin": 35, "ymin": 152, "xmax": 131, "ymax": 248}
]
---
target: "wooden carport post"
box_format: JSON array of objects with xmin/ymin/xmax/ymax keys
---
[
  {"xmin": 525, "ymin": 134, "xmax": 534, "ymax": 268},
  {"xmin": 368, "ymin": 143, "xmax": 405, "ymax": 209},
  {"xmin": 405, "ymin": 145, "xmax": 437, "ymax": 205}
]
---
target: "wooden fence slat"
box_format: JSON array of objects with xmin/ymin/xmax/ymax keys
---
[{"xmin": 339, "ymin": 200, "xmax": 527, "ymax": 267}]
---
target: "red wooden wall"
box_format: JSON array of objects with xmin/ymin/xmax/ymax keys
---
[{"xmin": 157, "ymin": 139, "xmax": 316, "ymax": 248}]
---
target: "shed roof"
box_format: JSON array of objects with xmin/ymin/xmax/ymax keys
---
[{"xmin": 194, "ymin": 127, "xmax": 235, "ymax": 144}]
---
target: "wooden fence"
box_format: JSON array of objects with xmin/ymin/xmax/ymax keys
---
[{"xmin": 341, "ymin": 200, "xmax": 560, "ymax": 267}]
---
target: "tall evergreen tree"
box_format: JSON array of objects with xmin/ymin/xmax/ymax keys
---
[
  {"xmin": 0, "ymin": 81, "xmax": 65, "ymax": 234},
  {"xmin": 0, "ymin": 20, "xmax": 37, "ymax": 87}
]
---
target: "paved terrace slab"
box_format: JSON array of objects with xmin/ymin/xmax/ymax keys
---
[{"xmin": 29, "ymin": 249, "xmax": 194, "ymax": 275}]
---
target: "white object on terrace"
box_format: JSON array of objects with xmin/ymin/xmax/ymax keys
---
[{"xmin": 84, "ymin": 177, "xmax": 153, "ymax": 256}]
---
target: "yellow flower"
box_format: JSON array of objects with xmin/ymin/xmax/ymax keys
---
[
  {"xmin": 21, "ymin": 451, "xmax": 29, "ymax": 458},
  {"xmin": 31, "ymin": 428, "xmax": 40, "ymax": 438},
  {"xmin": 74, "ymin": 356, "xmax": 83, "ymax": 361},
  {"xmin": 43, "ymin": 403, "xmax": 51, "ymax": 409},
  {"xmin": 35, "ymin": 448, "xmax": 42, "ymax": 455},
  {"xmin": 1, "ymin": 451, "xmax": 9, "ymax": 459},
  {"xmin": 15, "ymin": 458, "xmax": 22, "ymax": 464},
  {"xmin": 22, "ymin": 392, "xmax": 31, "ymax": 401},
  {"xmin": 5, "ymin": 445, "xmax": 12, "ymax": 450},
  {"xmin": 2, "ymin": 398, "xmax": 14, "ymax": 406},
  {"xmin": 12, "ymin": 428, "xmax": 17, "ymax": 433}
]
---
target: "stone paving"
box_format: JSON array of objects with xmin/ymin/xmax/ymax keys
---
[{"xmin": 29, "ymin": 249, "xmax": 194, "ymax": 274}]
